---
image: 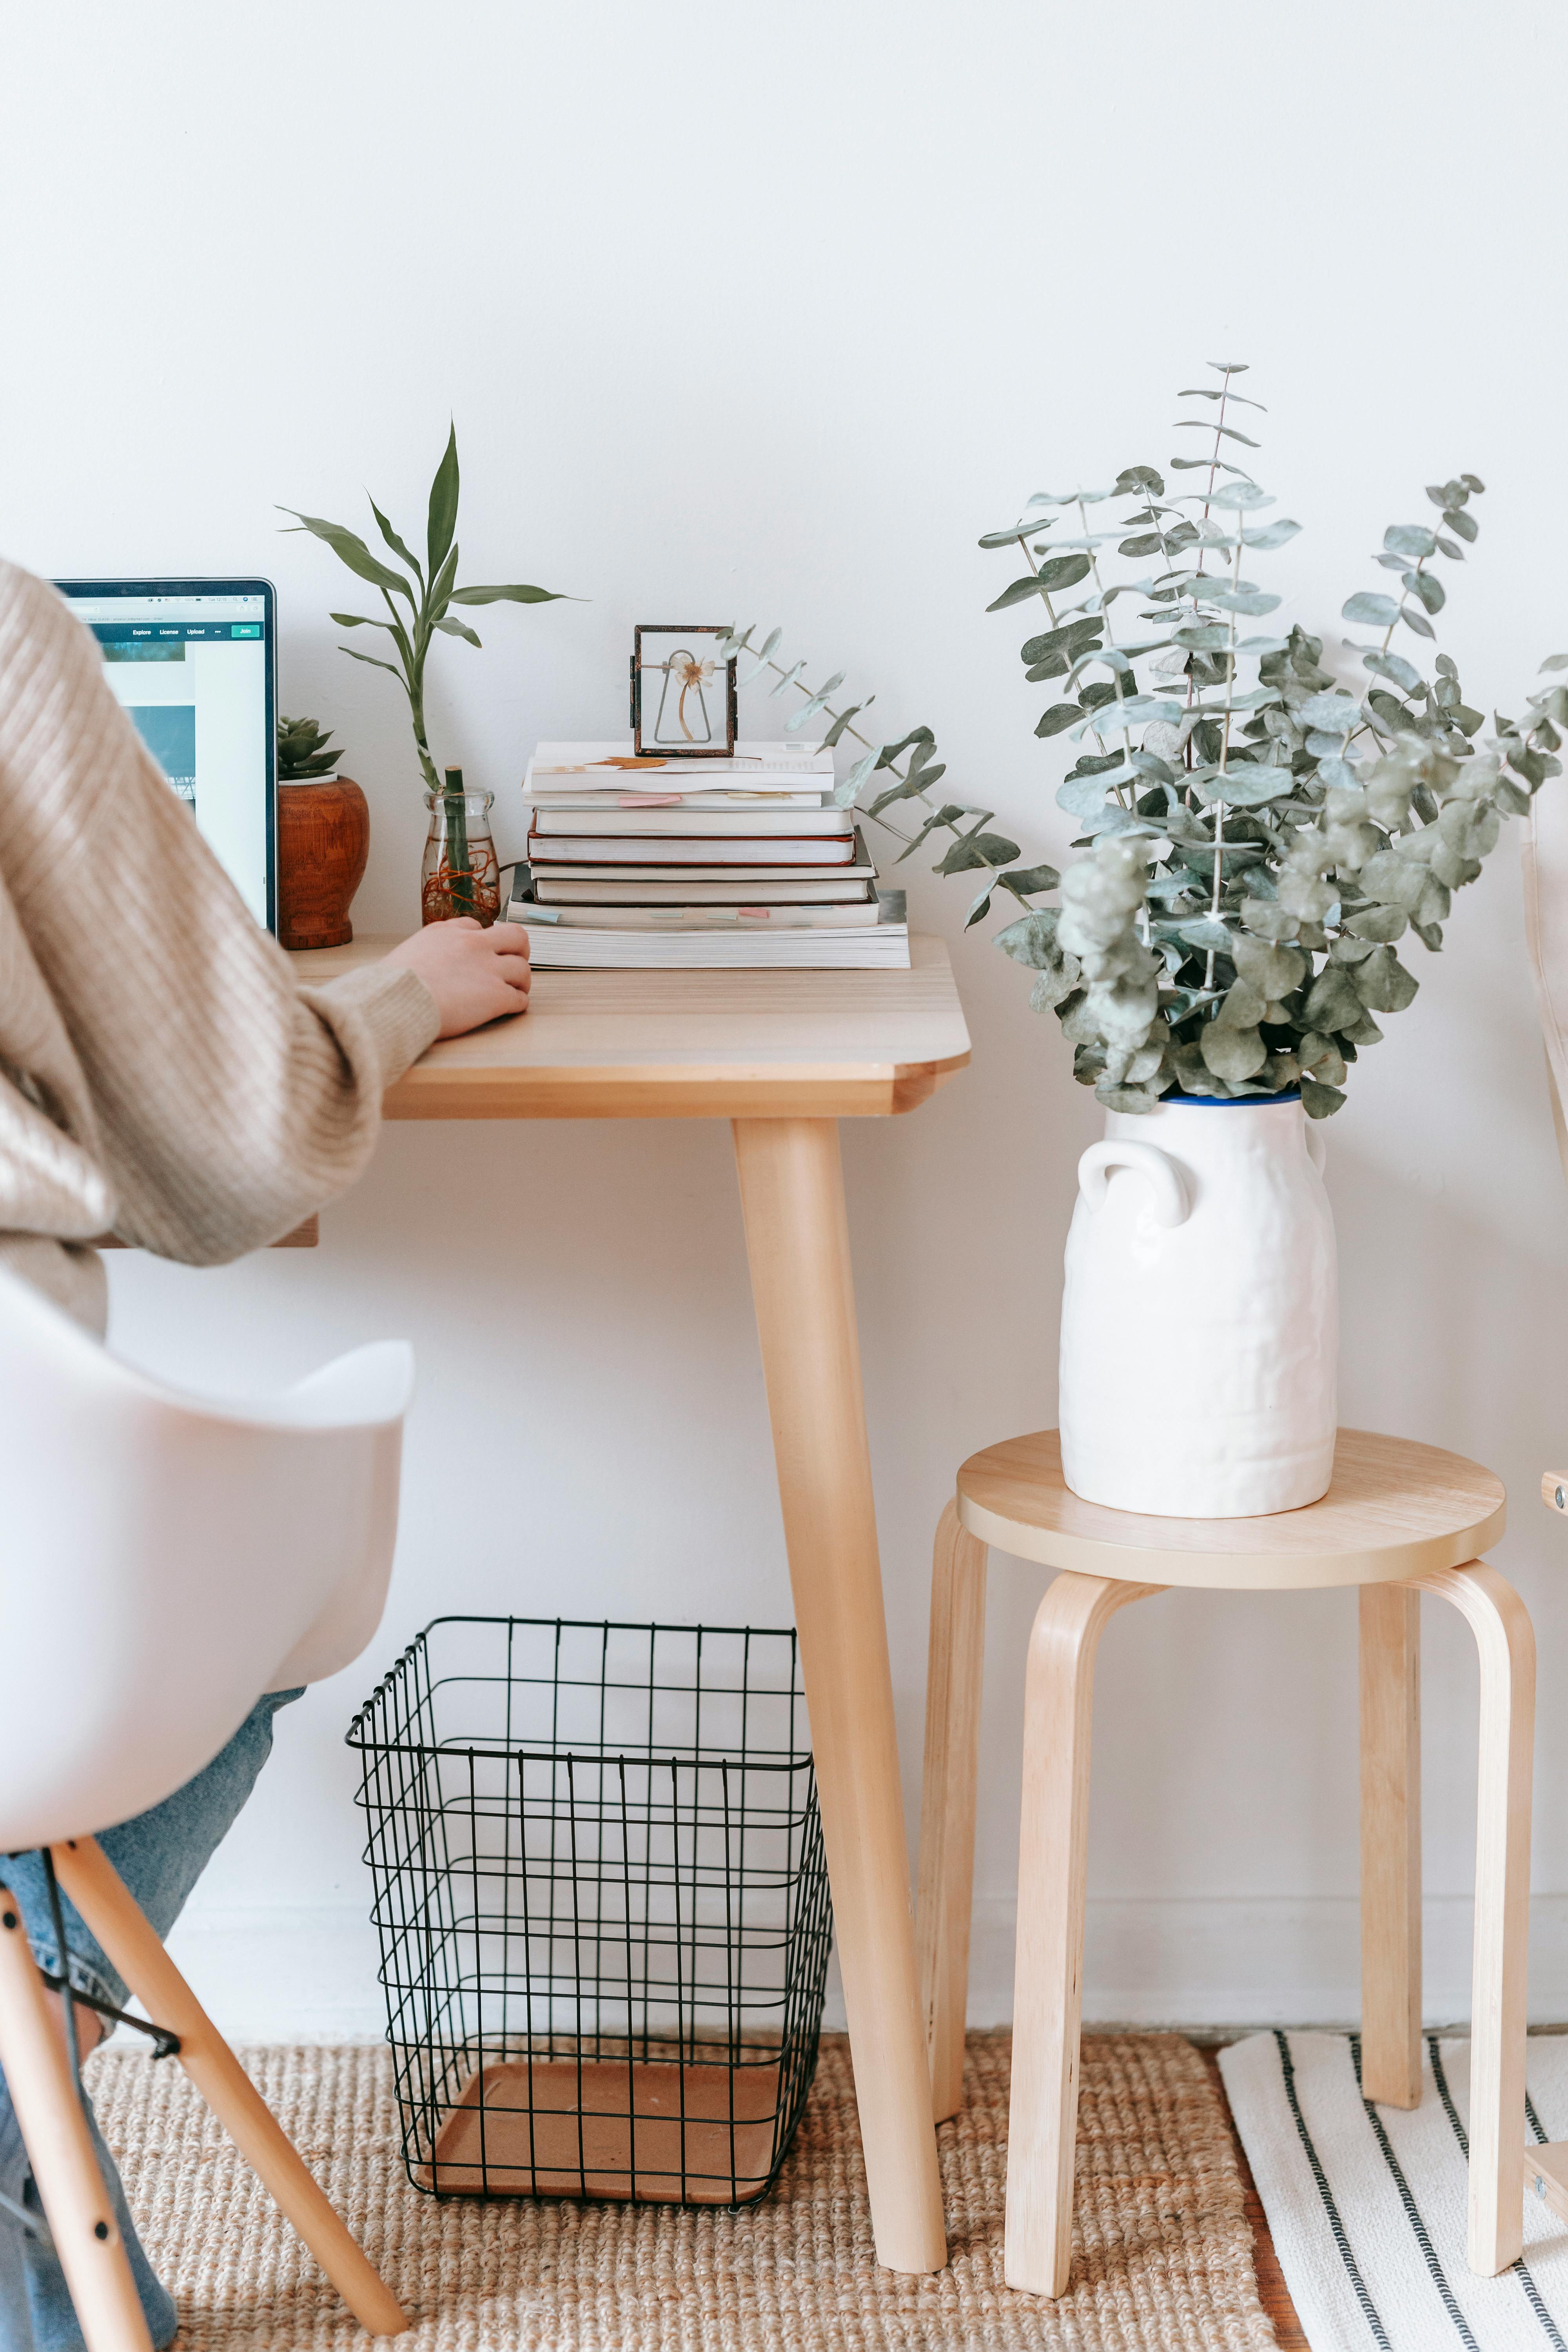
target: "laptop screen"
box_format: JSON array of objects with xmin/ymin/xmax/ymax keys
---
[{"xmin": 58, "ymin": 581, "xmax": 275, "ymax": 931}]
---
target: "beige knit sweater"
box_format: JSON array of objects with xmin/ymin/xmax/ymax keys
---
[{"xmin": 0, "ymin": 559, "xmax": 440, "ymax": 1332}]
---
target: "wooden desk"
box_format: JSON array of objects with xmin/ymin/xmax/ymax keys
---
[{"xmin": 296, "ymin": 933, "xmax": 971, "ymax": 2274}]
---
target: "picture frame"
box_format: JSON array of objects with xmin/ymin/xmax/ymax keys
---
[{"xmin": 630, "ymin": 625, "xmax": 738, "ymax": 758}]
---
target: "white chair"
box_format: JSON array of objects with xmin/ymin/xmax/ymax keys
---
[{"xmin": 0, "ymin": 1264, "xmax": 412, "ymax": 2350}]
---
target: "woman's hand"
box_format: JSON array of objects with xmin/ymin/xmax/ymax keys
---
[{"xmin": 384, "ymin": 918, "xmax": 532, "ymax": 1038}]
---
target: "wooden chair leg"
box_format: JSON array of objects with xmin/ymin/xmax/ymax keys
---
[
  {"xmin": 1004, "ymin": 1571, "xmax": 1163, "ymax": 2298},
  {"xmin": 51, "ymin": 1837, "xmax": 408, "ymax": 2338},
  {"xmin": 915, "ymin": 1499, "xmax": 988, "ymax": 2123},
  {"xmin": 1408, "ymin": 1561, "xmax": 1535, "ymax": 2277},
  {"xmin": 0, "ymin": 1882, "xmax": 152, "ymax": 2352},
  {"xmin": 1360, "ymin": 1584, "xmax": 1423, "ymax": 2107}
]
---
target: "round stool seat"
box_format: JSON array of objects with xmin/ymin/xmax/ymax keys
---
[{"xmin": 955, "ymin": 1427, "xmax": 1505, "ymax": 1590}]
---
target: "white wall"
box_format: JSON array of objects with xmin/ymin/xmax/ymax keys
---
[{"xmin": 4, "ymin": 0, "xmax": 1568, "ymax": 2036}]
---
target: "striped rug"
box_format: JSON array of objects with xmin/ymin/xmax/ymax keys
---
[{"xmin": 1220, "ymin": 2031, "xmax": 1568, "ymax": 2350}]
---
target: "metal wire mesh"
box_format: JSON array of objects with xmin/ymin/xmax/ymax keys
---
[{"xmin": 345, "ymin": 1616, "xmax": 833, "ymax": 2207}]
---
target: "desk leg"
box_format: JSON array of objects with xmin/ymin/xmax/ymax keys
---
[
  {"xmin": 916, "ymin": 1499, "xmax": 988, "ymax": 2124},
  {"xmin": 733, "ymin": 1116, "xmax": 947, "ymax": 2276}
]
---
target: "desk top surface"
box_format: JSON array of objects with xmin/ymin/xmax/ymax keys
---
[{"xmin": 293, "ymin": 931, "xmax": 971, "ymax": 1120}]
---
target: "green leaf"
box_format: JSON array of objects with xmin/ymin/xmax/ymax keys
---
[
  {"xmin": 432, "ymin": 615, "xmax": 483, "ymax": 647},
  {"xmin": 1200, "ymin": 1022, "xmax": 1267, "ymax": 1082},
  {"xmin": 1297, "ymin": 691, "xmax": 1359, "ymax": 735},
  {"xmin": 1401, "ymin": 606, "xmax": 1437, "ymax": 641},
  {"xmin": 1346, "ymin": 903, "xmax": 1407, "ymax": 942},
  {"xmin": 1037, "ymin": 703, "xmax": 1083, "ymax": 738},
  {"xmin": 1232, "ymin": 934, "xmax": 1308, "ymax": 997},
  {"xmin": 964, "ymin": 884, "xmax": 994, "ymax": 929},
  {"xmin": 1038, "ymin": 553, "xmax": 1093, "ymax": 591},
  {"xmin": 368, "ymin": 497, "xmax": 422, "ymax": 580},
  {"xmin": 834, "ymin": 750, "xmax": 879, "ymax": 807},
  {"xmin": 978, "ymin": 523, "xmax": 1038, "ymax": 548},
  {"xmin": 1342, "ymin": 591, "xmax": 1401, "ymax": 626},
  {"xmin": 1023, "ymin": 620, "xmax": 1103, "ymax": 666},
  {"xmin": 449, "ymin": 582, "xmax": 564, "ymax": 605},
  {"xmin": 1403, "ymin": 569, "xmax": 1445, "ymax": 614},
  {"xmin": 1363, "ymin": 649, "xmax": 1422, "ymax": 693},
  {"xmin": 1300, "ymin": 1076, "xmax": 1347, "ymax": 1119},
  {"xmin": 330, "ymin": 611, "xmax": 399, "ymax": 633},
  {"xmin": 935, "ymin": 829, "xmax": 1020, "ymax": 877},
  {"xmin": 426, "ymin": 423, "xmax": 460, "ymax": 581},
  {"xmin": 1444, "ymin": 508, "xmax": 1479, "ymax": 544},
  {"xmin": 999, "ymin": 862, "xmax": 1061, "ymax": 898},
  {"xmin": 1206, "ymin": 483, "xmax": 1274, "ymax": 511},
  {"xmin": 1352, "ymin": 945, "xmax": 1419, "ymax": 1013},
  {"xmin": 1384, "ymin": 525, "xmax": 1436, "ymax": 559},
  {"xmin": 338, "ymin": 644, "xmax": 406, "ymax": 682},
  {"xmin": 1171, "ymin": 422, "xmax": 1261, "ymax": 447},
  {"xmin": 820, "ymin": 701, "xmax": 869, "ymax": 750},
  {"xmin": 279, "ymin": 508, "xmax": 411, "ymax": 599},
  {"xmin": 876, "ymin": 728, "xmax": 935, "ymax": 770},
  {"xmin": 1241, "ymin": 519, "xmax": 1302, "ymax": 550},
  {"xmin": 1114, "ymin": 465, "xmax": 1165, "ymax": 494},
  {"xmin": 988, "ymin": 575, "xmax": 1048, "ymax": 612}
]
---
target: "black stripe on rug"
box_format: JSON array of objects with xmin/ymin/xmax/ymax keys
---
[
  {"xmin": 1426, "ymin": 2034, "xmax": 1566, "ymax": 2351},
  {"xmin": 1352, "ymin": 2035, "xmax": 1479, "ymax": 2349},
  {"xmin": 1272, "ymin": 2030, "xmax": 1391, "ymax": 2348}
]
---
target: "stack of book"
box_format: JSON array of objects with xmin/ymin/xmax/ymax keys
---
[{"xmin": 506, "ymin": 740, "xmax": 908, "ymax": 969}]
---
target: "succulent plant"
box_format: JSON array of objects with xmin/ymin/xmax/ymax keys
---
[{"xmin": 277, "ymin": 715, "xmax": 343, "ymax": 781}]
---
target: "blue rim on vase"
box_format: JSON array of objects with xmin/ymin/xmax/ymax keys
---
[{"xmin": 1163, "ymin": 1087, "xmax": 1303, "ymax": 1107}]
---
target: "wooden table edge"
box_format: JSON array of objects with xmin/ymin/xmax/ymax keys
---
[{"xmin": 381, "ymin": 1049, "xmax": 971, "ymax": 1121}]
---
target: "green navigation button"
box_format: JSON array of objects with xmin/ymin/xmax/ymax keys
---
[{"xmin": 230, "ymin": 624, "xmax": 261, "ymax": 637}]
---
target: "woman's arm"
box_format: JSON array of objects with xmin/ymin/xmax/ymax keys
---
[{"xmin": 0, "ymin": 561, "xmax": 527, "ymax": 1265}]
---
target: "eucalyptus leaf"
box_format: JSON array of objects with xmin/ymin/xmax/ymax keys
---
[
  {"xmin": 1205, "ymin": 483, "xmax": 1274, "ymax": 511},
  {"xmin": 1384, "ymin": 525, "xmax": 1437, "ymax": 559},
  {"xmin": 1342, "ymin": 592, "xmax": 1401, "ymax": 626},
  {"xmin": 1296, "ymin": 691, "xmax": 1360, "ymax": 735},
  {"xmin": 1037, "ymin": 703, "xmax": 1083, "ymax": 738}
]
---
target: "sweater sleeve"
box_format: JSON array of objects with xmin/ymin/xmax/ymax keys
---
[{"xmin": 0, "ymin": 562, "xmax": 439, "ymax": 1263}]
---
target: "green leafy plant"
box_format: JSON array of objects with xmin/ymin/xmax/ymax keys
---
[
  {"xmin": 276, "ymin": 715, "xmax": 342, "ymax": 780},
  {"xmin": 280, "ymin": 426, "xmax": 566, "ymax": 796},
  {"xmin": 730, "ymin": 368, "xmax": 1566, "ymax": 1117}
]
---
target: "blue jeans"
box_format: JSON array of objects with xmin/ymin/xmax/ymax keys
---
[{"xmin": 0, "ymin": 1690, "xmax": 303, "ymax": 2350}]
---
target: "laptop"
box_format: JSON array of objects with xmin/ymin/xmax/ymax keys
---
[{"xmin": 55, "ymin": 578, "xmax": 277, "ymax": 933}]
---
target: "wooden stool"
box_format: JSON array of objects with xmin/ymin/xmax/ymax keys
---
[{"xmin": 915, "ymin": 1427, "xmax": 1534, "ymax": 2295}]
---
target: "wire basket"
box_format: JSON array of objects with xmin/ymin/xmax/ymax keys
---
[{"xmin": 346, "ymin": 1615, "xmax": 833, "ymax": 2208}]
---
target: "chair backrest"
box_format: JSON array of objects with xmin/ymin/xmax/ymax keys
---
[{"xmin": 0, "ymin": 1266, "xmax": 412, "ymax": 1849}]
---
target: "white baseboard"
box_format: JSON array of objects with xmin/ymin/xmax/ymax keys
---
[{"xmin": 156, "ymin": 1893, "xmax": 1568, "ymax": 2045}]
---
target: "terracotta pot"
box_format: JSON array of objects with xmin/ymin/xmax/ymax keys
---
[{"xmin": 277, "ymin": 775, "xmax": 370, "ymax": 950}]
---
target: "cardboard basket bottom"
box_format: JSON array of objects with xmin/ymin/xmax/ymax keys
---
[{"xmin": 417, "ymin": 2054, "xmax": 788, "ymax": 2204}]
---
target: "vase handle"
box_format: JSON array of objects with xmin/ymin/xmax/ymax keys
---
[
  {"xmin": 1305, "ymin": 1121, "xmax": 1328, "ymax": 1176},
  {"xmin": 1077, "ymin": 1140, "xmax": 1189, "ymax": 1227}
]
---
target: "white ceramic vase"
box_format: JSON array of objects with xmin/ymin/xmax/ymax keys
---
[{"xmin": 1058, "ymin": 1092, "xmax": 1338, "ymax": 1518}]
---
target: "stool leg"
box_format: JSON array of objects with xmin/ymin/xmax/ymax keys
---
[
  {"xmin": 0, "ymin": 1882, "xmax": 151, "ymax": 2352},
  {"xmin": 1360, "ymin": 1584, "xmax": 1423, "ymax": 2107},
  {"xmin": 915, "ymin": 1500, "xmax": 988, "ymax": 2122},
  {"xmin": 1004, "ymin": 1571, "xmax": 1163, "ymax": 2298},
  {"xmin": 1410, "ymin": 1561, "xmax": 1535, "ymax": 2277}
]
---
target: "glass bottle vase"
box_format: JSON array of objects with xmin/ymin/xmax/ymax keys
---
[{"xmin": 421, "ymin": 786, "xmax": 501, "ymax": 927}]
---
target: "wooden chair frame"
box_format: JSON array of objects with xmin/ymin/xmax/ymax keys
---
[{"xmin": 0, "ymin": 1838, "xmax": 405, "ymax": 2352}]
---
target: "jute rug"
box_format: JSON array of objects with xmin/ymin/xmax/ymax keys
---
[
  {"xmin": 1222, "ymin": 2029, "xmax": 1568, "ymax": 2350},
  {"xmin": 85, "ymin": 2030, "xmax": 1274, "ymax": 2350}
]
